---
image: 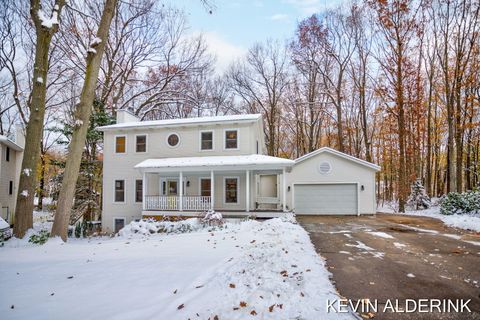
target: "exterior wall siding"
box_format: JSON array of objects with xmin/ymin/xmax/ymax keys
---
[{"xmin": 0, "ymin": 145, "xmax": 22, "ymax": 223}]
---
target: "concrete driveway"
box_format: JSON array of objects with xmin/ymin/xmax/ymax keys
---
[{"xmin": 297, "ymin": 214, "xmax": 480, "ymax": 320}]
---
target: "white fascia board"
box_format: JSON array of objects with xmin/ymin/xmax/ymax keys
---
[{"xmin": 295, "ymin": 147, "xmax": 381, "ymax": 171}]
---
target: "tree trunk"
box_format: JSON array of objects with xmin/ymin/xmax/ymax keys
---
[
  {"xmin": 454, "ymin": 80, "xmax": 463, "ymax": 192},
  {"xmin": 425, "ymin": 64, "xmax": 434, "ymax": 195},
  {"xmin": 335, "ymin": 70, "xmax": 345, "ymax": 153},
  {"xmin": 51, "ymin": 0, "xmax": 117, "ymax": 241},
  {"xmin": 446, "ymin": 91, "xmax": 456, "ymax": 193},
  {"xmin": 13, "ymin": 0, "xmax": 65, "ymax": 238},
  {"xmin": 38, "ymin": 153, "xmax": 46, "ymax": 211},
  {"xmin": 397, "ymin": 42, "xmax": 407, "ymax": 213},
  {"xmin": 465, "ymin": 103, "xmax": 473, "ymax": 190},
  {"xmin": 359, "ymin": 64, "xmax": 371, "ymax": 162}
]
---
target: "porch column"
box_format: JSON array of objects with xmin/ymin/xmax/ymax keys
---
[
  {"xmin": 282, "ymin": 168, "xmax": 287, "ymax": 212},
  {"xmin": 142, "ymin": 172, "xmax": 146, "ymax": 210},
  {"xmin": 210, "ymin": 170, "xmax": 214, "ymax": 210},
  {"xmin": 246, "ymin": 170, "xmax": 250, "ymax": 212},
  {"xmin": 179, "ymin": 171, "xmax": 183, "ymax": 211}
]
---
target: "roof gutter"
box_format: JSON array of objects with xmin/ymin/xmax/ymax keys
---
[{"xmin": 97, "ymin": 117, "xmax": 261, "ymax": 131}]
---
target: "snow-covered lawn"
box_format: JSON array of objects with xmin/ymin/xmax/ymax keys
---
[
  {"xmin": 378, "ymin": 205, "xmax": 480, "ymax": 233},
  {"xmin": 0, "ymin": 218, "xmax": 353, "ymax": 320}
]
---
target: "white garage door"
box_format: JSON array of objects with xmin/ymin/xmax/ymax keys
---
[{"xmin": 294, "ymin": 184, "xmax": 357, "ymax": 215}]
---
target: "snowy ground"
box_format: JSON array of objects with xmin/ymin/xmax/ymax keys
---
[
  {"xmin": 0, "ymin": 217, "xmax": 354, "ymax": 320},
  {"xmin": 377, "ymin": 204, "xmax": 480, "ymax": 233}
]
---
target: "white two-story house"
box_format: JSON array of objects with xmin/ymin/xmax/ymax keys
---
[
  {"xmin": 0, "ymin": 130, "xmax": 24, "ymax": 224},
  {"xmin": 99, "ymin": 111, "xmax": 380, "ymax": 233}
]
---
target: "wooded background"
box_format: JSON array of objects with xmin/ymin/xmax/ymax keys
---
[{"xmin": 0, "ymin": 0, "xmax": 479, "ymax": 219}]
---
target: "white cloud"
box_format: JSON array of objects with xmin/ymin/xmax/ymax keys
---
[
  {"xmin": 197, "ymin": 31, "xmax": 247, "ymax": 74},
  {"xmin": 284, "ymin": 0, "xmax": 342, "ymax": 15},
  {"xmin": 270, "ymin": 13, "xmax": 289, "ymax": 21}
]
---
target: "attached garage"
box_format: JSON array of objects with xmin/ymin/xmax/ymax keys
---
[
  {"xmin": 294, "ymin": 183, "xmax": 358, "ymax": 215},
  {"xmin": 287, "ymin": 147, "xmax": 380, "ymax": 215}
]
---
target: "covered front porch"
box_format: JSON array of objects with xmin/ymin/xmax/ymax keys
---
[{"xmin": 135, "ymin": 155, "xmax": 295, "ymax": 217}]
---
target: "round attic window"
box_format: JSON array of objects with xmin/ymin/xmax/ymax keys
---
[
  {"xmin": 317, "ymin": 161, "xmax": 332, "ymax": 175},
  {"xmin": 167, "ymin": 133, "xmax": 180, "ymax": 147}
]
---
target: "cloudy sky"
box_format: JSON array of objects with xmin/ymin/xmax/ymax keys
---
[{"xmin": 178, "ymin": 0, "xmax": 342, "ymax": 72}]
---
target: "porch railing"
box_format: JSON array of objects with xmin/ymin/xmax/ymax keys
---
[{"xmin": 144, "ymin": 195, "xmax": 211, "ymax": 211}]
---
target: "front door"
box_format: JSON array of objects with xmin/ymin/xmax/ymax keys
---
[
  {"xmin": 167, "ymin": 180, "xmax": 178, "ymax": 195},
  {"xmin": 161, "ymin": 179, "xmax": 179, "ymax": 195}
]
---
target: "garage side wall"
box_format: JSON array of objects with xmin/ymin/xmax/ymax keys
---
[{"xmin": 286, "ymin": 152, "xmax": 377, "ymax": 214}]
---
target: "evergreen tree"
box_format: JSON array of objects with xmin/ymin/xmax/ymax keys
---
[
  {"xmin": 52, "ymin": 100, "xmax": 114, "ymax": 225},
  {"xmin": 407, "ymin": 179, "xmax": 431, "ymax": 210}
]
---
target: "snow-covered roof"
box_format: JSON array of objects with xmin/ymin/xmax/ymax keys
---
[
  {"xmin": 0, "ymin": 135, "xmax": 23, "ymax": 152},
  {"xmin": 98, "ymin": 114, "xmax": 262, "ymax": 131},
  {"xmin": 135, "ymin": 154, "xmax": 294, "ymax": 172},
  {"xmin": 0, "ymin": 217, "xmax": 9, "ymax": 229},
  {"xmin": 295, "ymin": 147, "xmax": 381, "ymax": 171}
]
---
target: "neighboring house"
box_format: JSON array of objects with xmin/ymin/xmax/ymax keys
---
[
  {"xmin": 98, "ymin": 111, "xmax": 380, "ymax": 233},
  {"xmin": 0, "ymin": 129, "xmax": 24, "ymax": 225}
]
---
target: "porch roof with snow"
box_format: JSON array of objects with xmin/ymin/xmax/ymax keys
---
[
  {"xmin": 0, "ymin": 134, "xmax": 23, "ymax": 151},
  {"xmin": 134, "ymin": 154, "xmax": 294, "ymax": 172}
]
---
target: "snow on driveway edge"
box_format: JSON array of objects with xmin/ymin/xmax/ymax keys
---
[{"xmin": 378, "ymin": 206, "xmax": 480, "ymax": 233}]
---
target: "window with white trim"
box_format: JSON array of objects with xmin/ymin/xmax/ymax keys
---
[
  {"xmin": 167, "ymin": 133, "xmax": 180, "ymax": 147},
  {"xmin": 114, "ymin": 180, "xmax": 125, "ymax": 202},
  {"xmin": 135, "ymin": 180, "xmax": 143, "ymax": 202},
  {"xmin": 200, "ymin": 131, "xmax": 213, "ymax": 150},
  {"xmin": 136, "ymin": 135, "xmax": 147, "ymax": 152},
  {"xmin": 200, "ymin": 178, "xmax": 211, "ymax": 197},
  {"xmin": 114, "ymin": 218, "xmax": 125, "ymax": 233},
  {"xmin": 225, "ymin": 130, "xmax": 238, "ymax": 149},
  {"xmin": 115, "ymin": 136, "xmax": 126, "ymax": 153},
  {"xmin": 224, "ymin": 177, "xmax": 238, "ymax": 203}
]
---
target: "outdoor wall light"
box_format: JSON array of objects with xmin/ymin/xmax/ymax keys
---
[
  {"xmin": 361, "ymin": 185, "xmax": 365, "ymax": 191},
  {"xmin": 287, "ymin": 186, "xmax": 291, "ymax": 192},
  {"xmin": 186, "ymin": 181, "xmax": 190, "ymax": 187}
]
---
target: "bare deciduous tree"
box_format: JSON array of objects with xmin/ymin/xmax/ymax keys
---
[
  {"xmin": 228, "ymin": 40, "xmax": 289, "ymax": 156},
  {"xmin": 13, "ymin": 0, "xmax": 66, "ymax": 238},
  {"xmin": 51, "ymin": 0, "xmax": 117, "ymax": 241}
]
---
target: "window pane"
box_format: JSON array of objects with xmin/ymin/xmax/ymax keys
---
[
  {"xmin": 6, "ymin": 147, "xmax": 10, "ymax": 161},
  {"xmin": 167, "ymin": 134, "xmax": 179, "ymax": 147},
  {"xmin": 135, "ymin": 180, "xmax": 143, "ymax": 202},
  {"xmin": 116, "ymin": 136, "xmax": 126, "ymax": 153},
  {"xmin": 168, "ymin": 181, "xmax": 178, "ymax": 195},
  {"xmin": 114, "ymin": 219, "xmax": 125, "ymax": 233},
  {"xmin": 201, "ymin": 179, "xmax": 211, "ymax": 197},
  {"xmin": 201, "ymin": 132, "xmax": 213, "ymax": 150},
  {"xmin": 115, "ymin": 180, "xmax": 125, "ymax": 202},
  {"xmin": 9, "ymin": 181, "xmax": 13, "ymax": 195},
  {"xmin": 136, "ymin": 135, "xmax": 146, "ymax": 152},
  {"xmin": 225, "ymin": 178, "xmax": 238, "ymax": 203},
  {"xmin": 225, "ymin": 130, "xmax": 237, "ymax": 149}
]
